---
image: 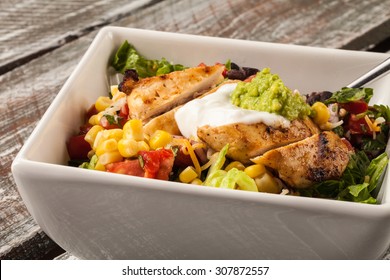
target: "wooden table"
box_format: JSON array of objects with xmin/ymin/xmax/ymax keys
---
[{"xmin": 1, "ymin": 0, "xmax": 390, "ymax": 260}]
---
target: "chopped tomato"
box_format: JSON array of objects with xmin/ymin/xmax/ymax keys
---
[
  {"xmin": 106, "ymin": 149, "xmax": 175, "ymax": 180},
  {"xmin": 341, "ymin": 100, "xmax": 368, "ymax": 114},
  {"xmin": 118, "ymin": 103, "xmax": 129, "ymax": 127},
  {"xmin": 66, "ymin": 134, "xmax": 91, "ymax": 160},
  {"xmin": 139, "ymin": 149, "xmax": 175, "ymax": 180},
  {"xmin": 99, "ymin": 115, "xmax": 120, "ymax": 129},
  {"xmin": 106, "ymin": 159, "xmax": 144, "ymax": 177},
  {"xmin": 347, "ymin": 114, "xmax": 372, "ymax": 135}
]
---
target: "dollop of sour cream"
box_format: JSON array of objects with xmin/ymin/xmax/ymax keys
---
[{"xmin": 174, "ymin": 83, "xmax": 291, "ymax": 139}]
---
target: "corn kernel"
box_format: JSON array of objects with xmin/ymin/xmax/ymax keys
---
[
  {"xmin": 118, "ymin": 138, "xmax": 139, "ymax": 158},
  {"xmin": 112, "ymin": 91, "xmax": 126, "ymax": 102},
  {"xmin": 102, "ymin": 129, "xmax": 123, "ymax": 142},
  {"xmin": 149, "ymin": 130, "xmax": 173, "ymax": 150},
  {"xmin": 225, "ymin": 161, "xmax": 245, "ymax": 171},
  {"xmin": 137, "ymin": 140, "xmax": 150, "ymax": 152},
  {"xmin": 97, "ymin": 151, "xmax": 123, "ymax": 166},
  {"xmin": 123, "ymin": 119, "xmax": 144, "ymax": 141},
  {"xmin": 179, "ymin": 166, "xmax": 198, "ymax": 183},
  {"xmin": 84, "ymin": 125, "xmax": 104, "ymax": 147},
  {"xmin": 191, "ymin": 178, "xmax": 203, "ymax": 185},
  {"xmin": 93, "ymin": 129, "xmax": 123, "ymax": 151},
  {"xmin": 255, "ymin": 172, "xmax": 281, "ymax": 194},
  {"xmin": 95, "ymin": 96, "xmax": 112, "ymax": 112},
  {"xmin": 96, "ymin": 138, "xmax": 118, "ymax": 156},
  {"xmin": 311, "ymin": 102, "xmax": 330, "ymax": 125},
  {"xmin": 88, "ymin": 114, "xmax": 100, "ymax": 126},
  {"xmin": 110, "ymin": 85, "xmax": 119, "ymax": 97},
  {"xmin": 94, "ymin": 161, "xmax": 106, "ymax": 171},
  {"xmin": 244, "ymin": 164, "xmax": 266, "ymax": 178}
]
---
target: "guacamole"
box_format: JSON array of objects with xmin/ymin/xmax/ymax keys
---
[{"xmin": 230, "ymin": 68, "xmax": 312, "ymax": 120}]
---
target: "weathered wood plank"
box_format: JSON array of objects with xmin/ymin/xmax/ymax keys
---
[
  {"xmin": 0, "ymin": 35, "xmax": 94, "ymax": 259},
  {"xmin": 0, "ymin": 0, "xmax": 160, "ymax": 74},
  {"xmin": 115, "ymin": 0, "xmax": 390, "ymax": 50},
  {"xmin": 1, "ymin": 0, "xmax": 390, "ymax": 259}
]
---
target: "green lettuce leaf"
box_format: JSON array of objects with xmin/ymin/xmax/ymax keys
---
[
  {"xmin": 304, "ymin": 151, "xmax": 388, "ymax": 204},
  {"xmin": 325, "ymin": 87, "xmax": 373, "ymax": 104},
  {"xmin": 111, "ymin": 40, "xmax": 185, "ymax": 77},
  {"xmin": 203, "ymin": 144, "xmax": 257, "ymax": 192}
]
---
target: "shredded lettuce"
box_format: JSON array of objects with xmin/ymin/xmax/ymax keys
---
[
  {"xmin": 111, "ymin": 40, "xmax": 185, "ymax": 77},
  {"xmin": 79, "ymin": 154, "xmax": 98, "ymax": 169},
  {"xmin": 303, "ymin": 151, "xmax": 388, "ymax": 204},
  {"xmin": 203, "ymin": 144, "xmax": 258, "ymax": 192}
]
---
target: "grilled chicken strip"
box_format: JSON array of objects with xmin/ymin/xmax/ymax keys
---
[
  {"xmin": 252, "ymin": 131, "xmax": 353, "ymax": 188},
  {"xmin": 197, "ymin": 117, "xmax": 320, "ymax": 163},
  {"xmin": 126, "ymin": 64, "xmax": 225, "ymax": 122}
]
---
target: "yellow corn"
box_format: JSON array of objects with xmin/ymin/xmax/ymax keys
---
[
  {"xmin": 137, "ymin": 140, "xmax": 150, "ymax": 152},
  {"xmin": 149, "ymin": 130, "xmax": 173, "ymax": 150},
  {"xmin": 179, "ymin": 166, "xmax": 198, "ymax": 183},
  {"xmin": 244, "ymin": 164, "xmax": 266, "ymax": 178},
  {"xmin": 93, "ymin": 129, "xmax": 123, "ymax": 151},
  {"xmin": 123, "ymin": 119, "xmax": 144, "ymax": 141},
  {"xmin": 118, "ymin": 138, "xmax": 139, "ymax": 158},
  {"xmin": 102, "ymin": 129, "xmax": 123, "ymax": 142},
  {"xmin": 190, "ymin": 178, "xmax": 203, "ymax": 185},
  {"xmin": 84, "ymin": 125, "xmax": 104, "ymax": 148},
  {"xmin": 112, "ymin": 91, "xmax": 126, "ymax": 102},
  {"xmin": 95, "ymin": 96, "xmax": 112, "ymax": 112},
  {"xmin": 225, "ymin": 161, "xmax": 245, "ymax": 171},
  {"xmin": 88, "ymin": 114, "xmax": 99, "ymax": 126},
  {"xmin": 95, "ymin": 151, "xmax": 123, "ymax": 168},
  {"xmin": 96, "ymin": 138, "xmax": 118, "ymax": 156},
  {"xmin": 311, "ymin": 102, "xmax": 330, "ymax": 125},
  {"xmin": 110, "ymin": 85, "xmax": 119, "ymax": 97},
  {"xmin": 94, "ymin": 161, "xmax": 106, "ymax": 171},
  {"xmin": 255, "ymin": 172, "xmax": 281, "ymax": 194}
]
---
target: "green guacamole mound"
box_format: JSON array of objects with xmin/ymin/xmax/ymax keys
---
[{"xmin": 230, "ymin": 68, "xmax": 312, "ymax": 120}]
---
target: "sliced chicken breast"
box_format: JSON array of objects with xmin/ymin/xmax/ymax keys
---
[
  {"xmin": 252, "ymin": 131, "xmax": 352, "ymax": 188},
  {"xmin": 127, "ymin": 64, "xmax": 225, "ymax": 122},
  {"xmin": 197, "ymin": 117, "xmax": 320, "ymax": 163}
]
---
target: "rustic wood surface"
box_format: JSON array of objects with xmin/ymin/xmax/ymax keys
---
[{"xmin": 1, "ymin": 0, "xmax": 390, "ymax": 260}]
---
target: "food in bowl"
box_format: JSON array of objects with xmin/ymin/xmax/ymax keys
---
[
  {"xmin": 66, "ymin": 40, "xmax": 389, "ymax": 204},
  {"xmin": 12, "ymin": 27, "xmax": 390, "ymax": 259}
]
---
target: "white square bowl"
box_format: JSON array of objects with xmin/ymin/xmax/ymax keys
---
[{"xmin": 12, "ymin": 26, "xmax": 390, "ymax": 259}]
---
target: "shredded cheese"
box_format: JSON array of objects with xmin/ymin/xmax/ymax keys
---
[{"xmin": 172, "ymin": 138, "xmax": 202, "ymax": 175}]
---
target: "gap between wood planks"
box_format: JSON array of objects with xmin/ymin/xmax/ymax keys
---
[{"xmin": 0, "ymin": 0, "xmax": 163, "ymax": 76}]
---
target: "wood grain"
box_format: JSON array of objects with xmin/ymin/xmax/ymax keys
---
[
  {"xmin": 116, "ymin": 0, "xmax": 390, "ymax": 51},
  {"xmin": 0, "ymin": 0, "xmax": 160, "ymax": 74},
  {"xmin": 1, "ymin": 0, "xmax": 390, "ymax": 259}
]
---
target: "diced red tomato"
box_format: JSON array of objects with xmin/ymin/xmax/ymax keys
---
[
  {"xmin": 106, "ymin": 149, "xmax": 175, "ymax": 180},
  {"xmin": 66, "ymin": 134, "xmax": 91, "ymax": 160},
  {"xmin": 139, "ymin": 149, "xmax": 175, "ymax": 180},
  {"xmin": 99, "ymin": 115, "xmax": 120, "ymax": 129},
  {"xmin": 118, "ymin": 103, "xmax": 129, "ymax": 127},
  {"xmin": 340, "ymin": 100, "xmax": 368, "ymax": 114},
  {"xmin": 347, "ymin": 114, "xmax": 372, "ymax": 135},
  {"xmin": 106, "ymin": 159, "xmax": 145, "ymax": 177}
]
